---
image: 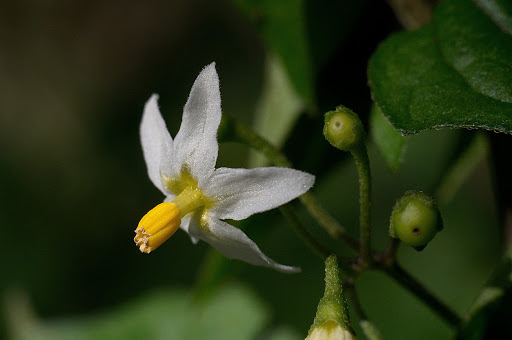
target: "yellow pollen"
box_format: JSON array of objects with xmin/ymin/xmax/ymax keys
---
[{"xmin": 134, "ymin": 202, "xmax": 181, "ymax": 253}]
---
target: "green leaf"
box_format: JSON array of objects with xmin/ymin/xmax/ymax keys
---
[
  {"xmin": 368, "ymin": 0, "xmax": 512, "ymax": 135},
  {"xmin": 9, "ymin": 285, "xmax": 269, "ymax": 340},
  {"xmin": 370, "ymin": 104, "xmax": 407, "ymax": 171},
  {"xmin": 436, "ymin": 0, "xmax": 512, "ymax": 103},
  {"xmin": 232, "ymin": 0, "xmax": 314, "ymax": 108}
]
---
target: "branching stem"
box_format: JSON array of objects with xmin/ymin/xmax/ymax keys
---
[
  {"xmin": 220, "ymin": 114, "xmax": 461, "ymax": 328},
  {"xmin": 220, "ymin": 115, "xmax": 359, "ymax": 252},
  {"xmin": 380, "ymin": 262, "xmax": 462, "ymax": 327}
]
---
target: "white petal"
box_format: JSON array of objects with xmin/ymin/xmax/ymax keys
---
[
  {"xmin": 188, "ymin": 216, "xmax": 300, "ymax": 273},
  {"xmin": 140, "ymin": 94, "xmax": 173, "ymax": 194},
  {"xmin": 173, "ymin": 63, "xmax": 221, "ymax": 185},
  {"xmin": 204, "ymin": 167, "xmax": 315, "ymax": 220}
]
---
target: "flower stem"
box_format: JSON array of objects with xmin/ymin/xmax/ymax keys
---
[
  {"xmin": 352, "ymin": 145, "xmax": 372, "ymax": 266},
  {"xmin": 299, "ymin": 193, "xmax": 360, "ymax": 252},
  {"xmin": 219, "ymin": 115, "xmax": 291, "ymax": 167},
  {"xmin": 279, "ymin": 204, "xmax": 330, "ymax": 260},
  {"xmin": 219, "ymin": 115, "xmax": 359, "ymax": 252},
  {"xmin": 381, "ymin": 263, "xmax": 461, "ymax": 327},
  {"xmin": 380, "ymin": 237, "xmax": 400, "ymax": 266}
]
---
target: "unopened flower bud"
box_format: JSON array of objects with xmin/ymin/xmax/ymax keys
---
[
  {"xmin": 306, "ymin": 255, "xmax": 356, "ymax": 340},
  {"xmin": 390, "ymin": 191, "xmax": 443, "ymax": 251},
  {"xmin": 324, "ymin": 106, "xmax": 365, "ymax": 152}
]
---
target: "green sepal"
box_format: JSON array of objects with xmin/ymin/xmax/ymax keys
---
[{"xmin": 308, "ymin": 255, "xmax": 352, "ymax": 335}]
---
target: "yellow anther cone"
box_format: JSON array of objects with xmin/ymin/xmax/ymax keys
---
[{"xmin": 134, "ymin": 202, "xmax": 181, "ymax": 253}]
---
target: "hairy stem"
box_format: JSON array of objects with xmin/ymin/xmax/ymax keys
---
[
  {"xmin": 279, "ymin": 204, "xmax": 330, "ymax": 260},
  {"xmin": 380, "ymin": 237, "xmax": 400, "ymax": 266},
  {"xmin": 220, "ymin": 115, "xmax": 359, "ymax": 252},
  {"xmin": 352, "ymin": 145, "xmax": 372, "ymax": 266},
  {"xmin": 299, "ymin": 193, "xmax": 360, "ymax": 252}
]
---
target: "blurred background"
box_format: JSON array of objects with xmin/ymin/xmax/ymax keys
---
[{"xmin": 0, "ymin": 0, "xmax": 501, "ymax": 339}]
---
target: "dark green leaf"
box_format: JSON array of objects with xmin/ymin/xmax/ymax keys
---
[
  {"xmin": 368, "ymin": 0, "xmax": 512, "ymax": 134},
  {"xmin": 436, "ymin": 0, "xmax": 512, "ymax": 103},
  {"xmin": 249, "ymin": 55, "xmax": 304, "ymax": 167},
  {"xmin": 232, "ymin": 0, "xmax": 314, "ymax": 108},
  {"xmin": 370, "ymin": 104, "xmax": 407, "ymax": 171}
]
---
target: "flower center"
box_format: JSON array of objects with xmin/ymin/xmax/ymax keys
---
[{"xmin": 134, "ymin": 185, "xmax": 205, "ymax": 253}]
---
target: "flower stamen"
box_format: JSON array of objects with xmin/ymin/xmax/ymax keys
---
[
  {"xmin": 134, "ymin": 202, "xmax": 181, "ymax": 253},
  {"xmin": 134, "ymin": 186, "xmax": 206, "ymax": 253}
]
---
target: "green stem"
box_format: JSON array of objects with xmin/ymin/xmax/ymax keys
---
[
  {"xmin": 219, "ymin": 115, "xmax": 462, "ymax": 328},
  {"xmin": 278, "ymin": 204, "xmax": 330, "ymax": 260},
  {"xmin": 382, "ymin": 263, "xmax": 462, "ymax": 327},
  {"xmin": 219, "ymin": 115, "xmax": 359, "ymax": 252},
  {"xmin": 219, "ymin": 115, "xmax": 291, "ymax": 168},
  {"xmin": 352, "ymin": 145, "xmax": 372, "ymax": 265},
  {"xmin": 299, "ymin": 193, "xmax": 360, "ymax": 252},
  {"xmin": 380, "ymin": 237, "xmax": 400, "ymax": 266}
]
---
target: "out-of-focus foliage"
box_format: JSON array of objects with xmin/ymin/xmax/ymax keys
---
[
  {"xmin": 8, "ymin": 284, "xmax": 271, "ymax": 340},
  {"xmin": 234, "ymin": 0, "xmax": 365, "ymax": 168},
  {"xmin": 232, "ymin": 0, "xmax": 314, "ymax": 108},
  {"xmin": 249, "ymin": 55, "xmax": 303, "ymax": 167}
]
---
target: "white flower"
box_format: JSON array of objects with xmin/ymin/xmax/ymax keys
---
[{"xmin": 134, "ymin": 63, "xmax": 315, "ymax": 273}]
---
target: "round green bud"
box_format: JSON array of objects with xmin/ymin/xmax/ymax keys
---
[
  {"xmin": 390, "ymin": 191, "xmax": 443, "ymax": 251},
  {"xmin": 324, "ymin": 106, "xmax": 365, "ymax": 152}
]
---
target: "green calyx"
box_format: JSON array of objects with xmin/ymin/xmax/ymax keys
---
[
  {"xmin": 390, "ymin": 191, "xmax": 443, "ymax": 250},
  {"xmin": 308, "ymin": 255, "xmax": 352, "ymax": 335},
  {"xmin": 323, "ymin": 106, "xmax": 365, "ymax": 152}
]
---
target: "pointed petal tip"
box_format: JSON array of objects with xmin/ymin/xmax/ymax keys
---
[
  {"xmin": 275, "ymin": 264, "xmax": 302, "ymax": 274},
  {"xmin": 207, "ymin": 167, "xmax": 316, "ymax": 221},
  {"xmin": 294, "ymin": 171, "xmax": 315, "ymax": 196},
  {"xmin": 304, "ymin": 172, "xmax": 316, "ymax": 190},
  {"xmin": 205, "ymin": 61, "xmax": 216, "ymax": 70},
  {"xmin": 198, "ymin": 62, "xmax": 219, "ymax": 81},
  {"xmin": 143, "ymin": 94, "xmax": 160, "ymax": 114}
]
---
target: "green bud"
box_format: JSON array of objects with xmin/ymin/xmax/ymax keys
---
[
  {"xmin": 324, "ymin": 106, "xmax": 365, "ymax": 152},
  {"xmin": 390, "ymin": 191, "xmax": 443, "ymax": 251},
  {"xmin": 307, "ymin": 255, "xmax": 356, "ymax": 340}
]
